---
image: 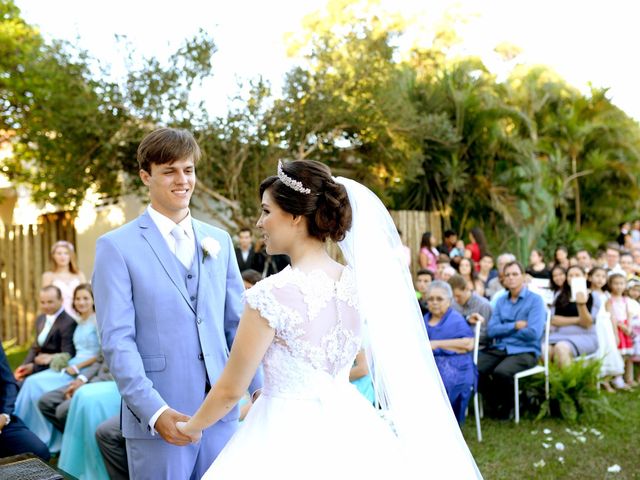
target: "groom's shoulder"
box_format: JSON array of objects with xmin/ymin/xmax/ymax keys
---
[
  {"xmin": 97, "ymin": 217, "xmax": 141, "ymax": 243},
  {"xmin": 192, "ymin": 218, "xmax": 232, "ymax": 241}
]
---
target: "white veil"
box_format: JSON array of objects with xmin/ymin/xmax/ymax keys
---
[{"xmin": 336, "ymin": 177, "xmax": 482, "ymax": 479}]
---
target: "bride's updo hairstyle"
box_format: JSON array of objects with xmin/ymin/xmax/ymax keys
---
[{"xmin": 260, "ymin": 160, "xmax": 352, "ymax": 242}]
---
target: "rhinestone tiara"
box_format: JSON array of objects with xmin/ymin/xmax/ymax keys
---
[{"xmin": 277, "ymin": 160, "xmax": 311, "ymax": 195}]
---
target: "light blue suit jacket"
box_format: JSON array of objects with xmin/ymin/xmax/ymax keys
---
[{"xmin": 93, "ymin": 211, "xmax": 262, "ymax": 441}]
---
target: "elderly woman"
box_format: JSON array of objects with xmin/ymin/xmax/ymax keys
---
[
  {"xmin": 423, "ymin": 281, "xmax": 477, "ymax": 425},
  {"xmin": 549, "ymin": 265, "xmax": 598, "ymax": 367}
]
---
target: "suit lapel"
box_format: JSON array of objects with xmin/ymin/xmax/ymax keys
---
[
  {"xmin": 192, "ymin": 221, "xmax": 211, "ymax": 315},
  {"xmin": 138, "ymin": 212, "xmax": 195, "ymax": 313}
]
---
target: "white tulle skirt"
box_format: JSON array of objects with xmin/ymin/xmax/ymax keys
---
[{"xmin": 202, "ymin": 383, "xmax": 411, "ymax": 479}]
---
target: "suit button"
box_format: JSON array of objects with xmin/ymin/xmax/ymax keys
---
[
  {"xmin": 197, "ymin": 317, "xmax": 203, "ymax": 324},
  {"xmin": 190, "ymin": 295, "xmax": 196, "ymax": 301},
  {"xmin": 187, "ymin": 274, "xmax": 193, "ymax": 279},
  {"xmin": 198, "ymin": 353, "xmax": 204, "ymax": 360}
]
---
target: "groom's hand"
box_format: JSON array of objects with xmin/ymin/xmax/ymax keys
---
[{"xmin": 155, "ymin": 409, "xmax": 192, "ymax": 446}]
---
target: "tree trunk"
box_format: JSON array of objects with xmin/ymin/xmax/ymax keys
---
[{"xmin": 571, "ymin": 153, "xmax": 581, "ymax": 231}]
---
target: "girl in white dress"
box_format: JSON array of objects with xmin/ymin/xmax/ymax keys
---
[
  {"xmin": 178, "ymin": 160, "xmax": 482, "ymax": 479},
  {"xmin": 42, "ymin": 240, "xmax": 86, "ymax": 317}
]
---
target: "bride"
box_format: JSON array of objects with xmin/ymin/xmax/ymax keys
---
[{"xmin": 177, "ymin": 160, "xmax": 482, "ymax": 479}]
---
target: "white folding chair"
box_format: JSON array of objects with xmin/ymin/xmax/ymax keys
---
[
  {"xmin": 472, "ymin": 321, "xmax": 482, "ymax": 441},
  {"xmin": 513, "ymin": 309, "xmax": 551, "ymax": 424}
]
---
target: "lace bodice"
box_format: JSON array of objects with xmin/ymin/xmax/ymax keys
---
[{"xmin": 245, "ymin": 266, "xmax": 361, "ymax": 397}]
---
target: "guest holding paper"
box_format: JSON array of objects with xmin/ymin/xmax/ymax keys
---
[{"xmin": 548, "ymin": 266, "xmax": 597, "ymax": 367}]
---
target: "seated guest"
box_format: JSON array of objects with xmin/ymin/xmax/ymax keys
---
[
  {"xmin": 0, "ymin": 343, "xmax": 50, "ymax": 461},
  {"xmin": 448, "ymin": 274, "xmax": 492, "ymax": 350},
  {"xmin": 14, "ymin": 285, "xmax": 76, "ymax": 382},
  {"xmin": 96, "ymin": 415, "xmax": 128, "ymax": 480},
  {"xmin": 478, "ymin": 261, "xmax": 545, "ymax": 419},
  {"xmin": 415, "ymin": 268, "xmax": 434, "ymax": 315},
  {"xmin": 435, "ymin": 254, "xmax": 451, "ymax": 280},
  {"xmin": 58, "ymin": 381, "xmax": 121, "ymax": 480},
  {"xmin": 437, "ymin": 230, "xmax": 458, "ymax": 256},
  {"xmin": 548, "ymin": 266, "xmax": 597, "ymax": 367},
  {"xmin": 15, "ymin": 284, "xmax": 99, "ymax": 452},
  {"xmin": 349, "ymin": 350, "xmax": 375, "ymax": 406},
  {"xmin": 485, "ymin": 253, "xmax": 516, "ymax": 302},
  {"xmin": 526, "ymin": 249, "xmax": 550, "ymax": 280},
  {"xmin": 235, "ymin": 228, "xmax": 258, "ymax": 272},
  {"xmin": 477, "ymin": 254, "xmax": 498, "ymax": 293},
  {"xmin": 423, "ymin": 281, "xmax": 476, "ymax": 425},
  {"xmin": 418, "ymin": 232, "xmax": 439, "ymax": 272},
  {"xmin": 241, "ymin": 269, "xmax": 263, "ymax": 290},
  {"xmin": 576, "ymin": 249, "xmax": 593, "ymax": 273},
  {"xmin": 38, "ymin": 355, "xmax": 113, "ymax": 434}
]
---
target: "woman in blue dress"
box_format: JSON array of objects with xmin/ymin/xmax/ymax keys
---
[
  {"xmin": 423, "ymin": 281, "xmax": 477, "ymax": 425},
  {"xmin": 14, "ymin": 283, "xmax": 100, "ymax": 452}
]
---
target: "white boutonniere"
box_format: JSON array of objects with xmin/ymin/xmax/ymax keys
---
[{"xmin": 201, "ymin": 237, "xmax": 221, "ymax": 263}]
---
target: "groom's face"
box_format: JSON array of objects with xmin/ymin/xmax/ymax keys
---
[{"xmin": 140, "ymin": 156, "xmax": 196, "ymax": 222}]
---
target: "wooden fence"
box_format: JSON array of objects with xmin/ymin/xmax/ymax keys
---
[{"xmin": 0, "ymin": 212, "xmax": 76, "ymax": 344}]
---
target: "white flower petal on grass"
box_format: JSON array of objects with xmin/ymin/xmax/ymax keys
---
[
  {"xmin": 555, "ymin": 442, "xmax": 565, "ymax": 451},
  {"xmin": 530, "ymin": 430, "xmax": 538, "ymax": 435},
  {"xmin": 545, "ymin": 436, "xmax": 553, "ymax": 442},
  {"xmin": 558, "ymin": 457, "xmax": 564, "ymax": 464},
  {"xmin": 589, "ymin": 428, "xmax": 602, "ymax": 437},
  {"xmin": 577, "ymin": 436, "xmax": 587, "ymax": 443},
  {"xmin": 607, "ymin": 464, "xmax": 621, "ymax": 473},
  {"xmin": 542, "ymin": 442, "xmax": 550, "ymax": 449},
  {"xmin": 543, "ymin": 428, "xmax": 552, "ymax": 434},
  {"xmin": 533, "ymin": 460, "xmax": 546, "ymax": 468}
]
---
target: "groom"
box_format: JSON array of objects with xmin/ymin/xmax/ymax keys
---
[{"xmin": 93, "ymin": 128, "xmax": 262, "ymax": 479}]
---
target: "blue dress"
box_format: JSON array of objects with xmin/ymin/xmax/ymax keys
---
[
  {"xmin": 14, "ymin": 316, "xmax": 100, "ymax": 452},
  {"xmin": 350, "ymin": 374, "xmax": 376, "ymax": 405},
  {"xmin": 424, "ymin": 308, "xmax": 477, "ymax": 425},
  {"xmin": 58, "ymin": 381, "xmax": 121, "ymax": 480}
]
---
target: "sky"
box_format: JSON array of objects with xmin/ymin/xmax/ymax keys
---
[{"xmin": 14, "ymin": 0, "xmax": 640, "ymax": 121}]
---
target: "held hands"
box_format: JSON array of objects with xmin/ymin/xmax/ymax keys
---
[
  {"xmin": 64, "ymin": 379, "xmax": 85, "ymax": 400},
  {"xmin": 14, "ymin": 363, "xmax": 34, "ymax": 381},
  {"xmin": 176, "ymin": 421, "xmax": 203, "ymax": 444},
  {"xmin": 154, "ymin": 409, "xmax": 193, "ymax": 446}
]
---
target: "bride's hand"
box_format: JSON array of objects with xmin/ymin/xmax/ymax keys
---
[{"xmin": 176, "ymin": 421, "xmax": 202, "ymax": 443}]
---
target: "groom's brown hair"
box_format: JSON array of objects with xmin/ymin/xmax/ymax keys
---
[{"xmin": 137, "ymin": 127, "xmax": 201, "ymax": 173}]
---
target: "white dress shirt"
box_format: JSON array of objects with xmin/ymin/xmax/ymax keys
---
[
  {"xmin": 37, "ymin": 306, "xmax": 65, "ymax": 346},
  {"xmin": 146, "ymin": 205, "xmax": 195, "ymax": 433}
]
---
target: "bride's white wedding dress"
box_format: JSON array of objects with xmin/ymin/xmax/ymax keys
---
[{"xmin": 202, "ymin": 265, "xmax": 406, "ymax": 479}]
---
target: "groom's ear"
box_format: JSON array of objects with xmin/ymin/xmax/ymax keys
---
[{"xmin": 140, "ymin": 169, "xmax": 151, "ymax": 186}]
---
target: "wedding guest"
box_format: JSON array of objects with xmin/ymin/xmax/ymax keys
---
[
  {"xmin": 478, "ymin": 261, "xmax": 545, "ymax": 419},
  {"xmin": 526, "ymin": 249, "xmax": 550, "ymax": 280},
  {"xmin": 548, "ymin": 266, "xmax": 597, "ymax": 367},
  {"xmin": 606, "ymin": 273, "xmax": 636, "ymax": 387},
  {"xmin": 576, "ymin": 249, "xmax": 593, "ymax": 273},
  {"xmin": 397, "ymin": 229, "xmax": 411, "ymax": 267},
  {"xmin": 619, "ymin": 252, "xmax": 635, "ymax": 279},
  {"xmin": 605, "ymin": 243, "xmax": 624, "ymax": 274},
  {"xmin": 235, "ymin": 228, "xmax": 258, "ymax": 273},
  {"xmin": 241, "ymin": 269, "xmax": 263, "ymax": 290},
  {"xmin": 15, "ymin": 284, "xmax": 100, "ymax": 451},
  {"xmin": 58, "ymin": 381, "xmax": 121, "ymax": 480},
  {"xmin": 418, "ymin": 232, "xmax": 439, "ymax": 272},
  {"xmin": 485, "ymin": 253, "xmax": 516, "ymax": 302},
  {"xmin": 553, "ymin": 246, "xmax": 570, "ymax": 270},
  {"xmin": 550, "ymin": 265, "xmax": 567, "ymax": 298},
  {"xmin": 617, "ymin": 222, "xmax": 631, "ymax": 247},
  {"xmin": 423, "ymin": 281, "xmax": 476, "ymax": 425},
  {"xmin": 437, "ymin": 230, "xmax": 457, "ymax": 255},
  {"xmin": 435, "ymin": 254, "xmax": 452, "ymax": 280},
  {"xmin": 440, "ymin": 266, "xmax": 456, "ymax": 282},
  {"xmin": 96, "ymin": 415, "xmax": 128, "ymax": 480},
  {"xmin": 449, "ymin": 274, "xmax": 492, "ymax": 350},
  {"xmin": 588, "ymin": 267, "xmax": 624, "ymax": 392},
  {"xmin": 349, "ymin": 350, "xmax": 375, "ymax": 405},
  {"xmin": 0, "ymin": 343, "xmax": 50, "ymax": 461},
  {"xmin": 14, "ymin": 286, "xmax": 76, "ymax": 382},
  {"xmin": 477, "ymin": 254, "xmax": 498, "ymax": 293},
  {"xmin": 465, "ymin": 227, "xmax": 489, "ymax": 271},
  {"xmin": 457, "ymin": 257, "xmax": 483, "ymax": 296},
  {"xmin": 42, "ymin": 240, "xmax": 86, "ymax": 318},
  {"xmin": 415, "ymin": 269, "xmax": 434, "ymax": 315}
]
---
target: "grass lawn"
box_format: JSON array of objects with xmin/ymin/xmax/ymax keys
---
[{"xmin": 462, "ymin": 388, "xmax": 640, "ymax": 480}]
